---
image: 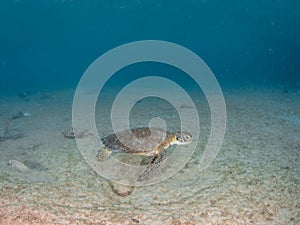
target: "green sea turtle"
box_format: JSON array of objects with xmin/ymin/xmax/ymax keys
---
[{"xmin": 97, "ymin": 127, "xmax": 192, "ymax": 181}]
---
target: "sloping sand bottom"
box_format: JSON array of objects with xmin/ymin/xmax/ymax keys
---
[{"xmin": 0, "ymin": 88, "xmax": 299, "ymax": 224}]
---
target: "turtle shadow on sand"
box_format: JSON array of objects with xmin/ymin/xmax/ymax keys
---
[{"xmin": 109, "ymin": 181, "xmax": 135, "ymax": 197}]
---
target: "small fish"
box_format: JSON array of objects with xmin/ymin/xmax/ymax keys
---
[{"xmin": 8, "ymin": 160, "xmax": 29, "ymax": 173}]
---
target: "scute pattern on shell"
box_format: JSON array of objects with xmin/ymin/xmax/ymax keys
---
[{"xmin": 101, "ymin": 127, "xmax": 172, "ymax": 154}]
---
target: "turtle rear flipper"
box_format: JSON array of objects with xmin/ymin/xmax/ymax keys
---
[
  {"xmin": 137, "ymin": 150, "xmax": 167, "ymax": 182},
  {"xmin": 97, "ymin": 148, "xmax": 112, "ymax": 162}
]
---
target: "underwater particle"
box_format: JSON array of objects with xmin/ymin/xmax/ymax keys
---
[{"xmin": 8, "ymin": 160, "xmax": 29, "ymax": 173}]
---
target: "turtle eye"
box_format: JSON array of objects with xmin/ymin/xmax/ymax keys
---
[
  {"xmin": 183, "ymin": 133, "xmax": 192, "ymax": 142},
  {"xmin": 183, "ymin": 134, "xmax": 190, "ymax": 141}
]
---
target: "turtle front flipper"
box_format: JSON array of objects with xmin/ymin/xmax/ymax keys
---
[
  {"xmin": 97, "ymin": 148, "xmax": 112, "ymax": 162},
  {"xmin": 137, "ymin": 150, "xmax": 167, "ymax": 182}
]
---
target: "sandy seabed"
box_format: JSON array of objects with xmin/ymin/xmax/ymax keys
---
[{"xmin": 0, "ymin": 87, "xmax": 299, "ymax": 225}]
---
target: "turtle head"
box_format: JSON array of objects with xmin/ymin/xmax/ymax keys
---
[{"xmin": 171, "ymin": 132, "xmax": 193, "ymax": 145}]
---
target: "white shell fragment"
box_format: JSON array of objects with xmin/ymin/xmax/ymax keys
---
[
  {"xmin": 23, "ymin": 112, "xmax": 31, "ymax": 117},
  {"xmin": 8, "ymin": 160, "xmax": 29, "ymax": 173}
]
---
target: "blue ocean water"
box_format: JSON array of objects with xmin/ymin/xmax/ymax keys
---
[
  {"xmin": 0, "ymin": 0, "xmax": 299, "ymax": 93},
  {"xmin": 1, "ymin": 2, "xmax": 300, "ymax": 223}
]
